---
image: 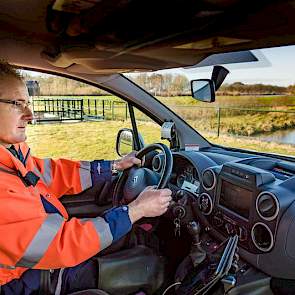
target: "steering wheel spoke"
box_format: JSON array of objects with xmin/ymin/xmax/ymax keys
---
[{"xmin": 113, "ymin": 143, "xmax": 173, "ymax": 206}]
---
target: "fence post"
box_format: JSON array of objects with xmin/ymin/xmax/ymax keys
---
[
  {"xmin": 217, "ymin": 107, "xmax": 221, "ymax": 137},
  {"xmin": 73, "ymin": 100, "xmax": 76, "ymax": 119},
  {"xmin": 88, "ymin": 98, "xmax": 90, "ymax": 115},
  {"xmin": 72, "ymin": 100, "xmax": 75, "ymax": 119},
  {"xmin": 125, "ymin": 103, "xmax": 128, "ymax": 120},
  {"xmin": 52, "ymin": 99, "xmax": 55, "ymax": 115},
  {"xmin": 95, "ymin": 99, "xmax": 97, "ymax": 116},
  {"xmin": 62, "ymin": 100, "xmax": 64, "ymax": 118},
  {"xmin": 102, "ymin": 100, "xmax": 105, "ymax": 119},
  {"xmin": 80, "ymin": 99, "xmax": 84, "ymax": 121},
  {"xmin": 57, "ymin": 99, "xmax": 59, "ymax": 118},
  {"xmin": 67, "ymin": 100, "xmax": 70, "ymax": 117}
]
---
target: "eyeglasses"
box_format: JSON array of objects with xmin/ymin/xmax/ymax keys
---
[{"xmin": 0, "ymin": 99, "xmax": 32, "ymax": 112}]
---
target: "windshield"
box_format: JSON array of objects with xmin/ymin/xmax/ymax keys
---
[{"xmin": 127, "ymin": 45, "xmax": 295, "ymax": 157}]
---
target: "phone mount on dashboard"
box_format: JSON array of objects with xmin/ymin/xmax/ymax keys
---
[{"xmin": 161, "ymin": 121, "xmax": 179, "ymax": 150}]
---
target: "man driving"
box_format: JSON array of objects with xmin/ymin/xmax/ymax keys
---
[{"xmin": 0, "ymin": 62, "xmax": 172, "ymax": 294}]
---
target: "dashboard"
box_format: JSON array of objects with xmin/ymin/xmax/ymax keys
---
[{"xmin": 152, "ymin": 148, "xmax": 295, "ymax": 280}]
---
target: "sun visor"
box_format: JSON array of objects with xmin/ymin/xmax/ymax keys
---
[{"xmin": 189, "ymin": 50, "xmax": 258, "ymax": 68}]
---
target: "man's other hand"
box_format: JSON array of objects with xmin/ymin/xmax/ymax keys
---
[
  {"xmin": 114, "ymin": 151, "xmax": 141, "ymax": 171},
  {"xmin": 128, "ymin": 186, "xmax": 172, "ymax": 223}
]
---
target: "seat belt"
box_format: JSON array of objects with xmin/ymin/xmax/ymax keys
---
[{"xmin": 39, "ymin": 270, "xmax": 52, "ymax": 295}]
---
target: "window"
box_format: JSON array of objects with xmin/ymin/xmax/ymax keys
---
[
  {"xmin": 25, "ymin": 72, "xmax": 166, "ymax": 161},
  {"xmin": 26, "ymin": 72, "xmax": 132, "ymax": 160}
]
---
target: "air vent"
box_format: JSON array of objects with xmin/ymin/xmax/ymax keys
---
[
  {"xmin": 256, "ymin": 192, "xmax": 279, "ymax": 221},
  {"xmin": 251, "ymin": 222, "xmax": 274, "ymax": 252},
  {"xmin": 198, "ymin": 193, "xmax": 213, "ymax": 215},
  {"xmin": 152, "ymin": 155, "xmax": 162, "ymax": 172},
  {"xmin": 202, "ymin": 168, "xmax": 216, "ymax": 191}
]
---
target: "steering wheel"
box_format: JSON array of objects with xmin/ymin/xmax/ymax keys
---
[{"xmin": 113, "ymin": 143, "xmax": 173, "ymax": 206}]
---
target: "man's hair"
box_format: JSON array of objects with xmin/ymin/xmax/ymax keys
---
[{"xmin": 0, "ymin": 60, "xmax": 23, "ymax": 81}]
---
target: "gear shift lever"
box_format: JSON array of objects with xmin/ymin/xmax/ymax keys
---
[
  {"xmin": 187, "ymin": 221, "xmax": 206, "ymax": 267},
  {"xmin": 175, "ymin": 220, "xmax": 207, "ymax": 283},
  {"xmin": 187, "ymin": 221, "xmax": 201, "ymax": 244}
]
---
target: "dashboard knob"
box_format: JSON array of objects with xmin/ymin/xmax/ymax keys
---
[
  {"xmin": 198, "ymin": 193, "xmax": 213, "ymax": 215},
  {"xmin": 173, "ymin": 205, "xmax": 186, "ymax": 219},
  {"xmin": 213, "ymin": 216, "xmax": 224, "ymax": 227},
  {"xmin": 238, "ymin": 226, "xmax": 248, "ymax": 241},
  {"xmin": 175, "ymin": 189, "xmax": 186, "ymax": 201},
  {"xmin": 187, "ymin": 221, "xmax": 201, "ymax": 242},
  {"xmin": 225, "ymin": 223, "xmax": 235, "ymax": 235}
]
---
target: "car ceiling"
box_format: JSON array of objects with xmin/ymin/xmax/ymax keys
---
[{"xmin": 0, "ymin": 0, "xmax": 295, "ymax": 75}]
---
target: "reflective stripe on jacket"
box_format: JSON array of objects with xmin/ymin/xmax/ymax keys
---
[{"xmin": 0, "ymin": 142, "xmax": 131, "ymax": 286}]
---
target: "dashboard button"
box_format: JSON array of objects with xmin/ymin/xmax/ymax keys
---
[
  {"xmin": 213, "ymin": 216, "xmax": 224, "ymax": 227},
  {"xmin": 225, "ymin": 223, "xmax": 235, "ymax": 234},
  {"xmin": 198, "ymin": 193, "xmax": 213, "ymax": 215},
  {"xmin": 239, "ymin": 226, "xmax": 248, "ymax": 241},
  {"xmin": 175, "ymin": 189, "xmax": 186, "ymax": 201}
]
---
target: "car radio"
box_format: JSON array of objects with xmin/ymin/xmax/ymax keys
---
[
  {"xmin": 219, "ymin": 179, "xmax": 253, "ymax": 219},
  {"xmin": 202, "ymin": 162, "xmax": 278, "ymax": 254}
]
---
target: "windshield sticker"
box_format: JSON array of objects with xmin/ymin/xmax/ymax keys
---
[{"xmin": 185, "ymin": 144, "xmax": 200, "ymax": 151}]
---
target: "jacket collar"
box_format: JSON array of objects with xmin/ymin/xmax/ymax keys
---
[{"xmin": 0, "ymin": 142, "xmax": 30, "ymax": 177}]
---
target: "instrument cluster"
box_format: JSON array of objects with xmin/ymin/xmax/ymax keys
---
[
  {"xmin": 152, "ymin": 154, "xmax": 201, "ymax": 196},
  {"xmin": 176, "ymin": 165, "xmax": 200, "ymax": 195}
]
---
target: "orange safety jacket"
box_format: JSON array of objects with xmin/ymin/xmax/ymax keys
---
[{"xmin": 0, "ymin": 142, "xmax": 131, "ymax": 286}]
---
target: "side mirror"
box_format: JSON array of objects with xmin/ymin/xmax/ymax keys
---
[
  {"xmin": 116, "ymin": 128, "xmax": 145, "ymax": 156},
  {"xmin": 190, "ymin": 79, "xmax": 215, "ymax": 103}
]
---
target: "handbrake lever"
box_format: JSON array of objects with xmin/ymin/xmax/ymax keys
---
[
  {"xmin": 216, "ymin": 235, "xmax": 239, "ymax": 276},
  {"xmin": 192, "ymin": 235, "xmax": 239, "ymax": 295}
]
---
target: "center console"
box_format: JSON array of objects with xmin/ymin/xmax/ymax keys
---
[{"xmin": 199, "ymin": 162, "xmax": 279, "ymax": 254}]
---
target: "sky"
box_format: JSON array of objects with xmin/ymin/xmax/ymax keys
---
[{"xmin": 157, "ymin": 45, "xmax": 295, "ymax": 87}]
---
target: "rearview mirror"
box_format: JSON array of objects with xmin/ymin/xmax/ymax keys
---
[{"xmin": 190, "ymin": 79, "xmax": 215, "ymax": 103}]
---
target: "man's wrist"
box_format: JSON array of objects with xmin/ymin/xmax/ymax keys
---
[{"xmin": 128, "ymin": 201, "xmax": 144, "ymax": 224}]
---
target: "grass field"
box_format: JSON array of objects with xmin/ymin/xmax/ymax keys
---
[
  {"xmin": 26, "ymin": 121, "xmax": 295, "ymax": 160},
  {"xmin": 161, "ymin": 95, "xmax": 295, "ymax": 136}
]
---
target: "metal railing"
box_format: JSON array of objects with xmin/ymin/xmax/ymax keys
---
[
  {"xmin": 32, "ymin": 98, "xmax": 84, "ymax": 122},
  {"xmin": 32, "ymin": 97, "xmax": 129, "ymax": 122}
]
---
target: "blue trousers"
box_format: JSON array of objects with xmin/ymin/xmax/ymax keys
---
[{"xmin": 1, "ymin": 260, "xmax": 97, "ymax": 295}]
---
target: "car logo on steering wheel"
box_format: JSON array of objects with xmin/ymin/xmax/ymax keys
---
[{"xmin": 132, "ymin": 176, "xmax": 138, "ymax": 184}]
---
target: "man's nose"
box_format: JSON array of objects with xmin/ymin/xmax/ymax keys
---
[{"xmin": 22, "ymin": 106, "xmax": 34, "ymax": 121}]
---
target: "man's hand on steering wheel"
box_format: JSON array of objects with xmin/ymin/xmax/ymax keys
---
[
  {"xmin": 128, "ymin": 186, "xmax": 172, "ymax": 223},
  {"xmin": 113, "ymin": 143, "xmax": 173, "ymax": 225},
  {"xmin": 113, "ymin": 151, "xmax": 141, "ymax": 171}
]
